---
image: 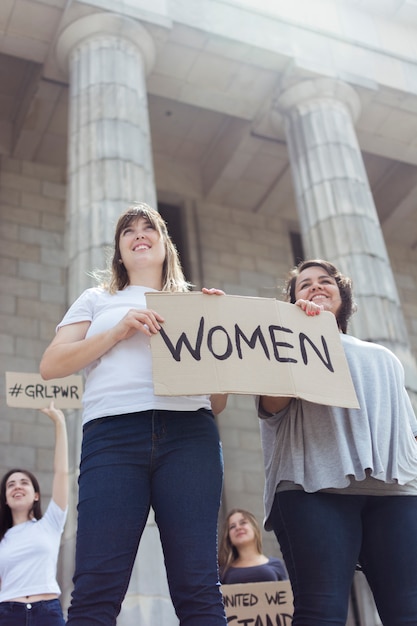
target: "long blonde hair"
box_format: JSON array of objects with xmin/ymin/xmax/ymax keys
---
[
  {"xmin": 218, "ymin": 508, "xmax": 263, "ymax": 575},
  {"xmin": 100, "ymin": 202, "xmax": 191, "ymax": 293}
]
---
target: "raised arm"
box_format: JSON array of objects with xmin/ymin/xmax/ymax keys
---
[{"xmin": 40, "ymin": 402, "xmax": 69, "ymax": 512}]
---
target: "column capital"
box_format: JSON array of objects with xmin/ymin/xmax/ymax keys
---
[
  {"xmin": 56, "ymin": 12, "xmax": 156, "ymax": 77},
  {"xmin": 273, "ymin": 77, "xmax": 361, "ymax": 123}
]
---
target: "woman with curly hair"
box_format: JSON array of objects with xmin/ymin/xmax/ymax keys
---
[{"xmin": 258, "ymin": 259, "xmax": 417, "ymax": 626}]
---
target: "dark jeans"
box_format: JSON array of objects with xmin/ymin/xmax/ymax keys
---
[
  {"xmin": 66, "ymin": 409, "xmax": 227, "ymax": 626},
  {"xmin": 0, "ymin": 599, "xmax": 65, "ymax": 626},
  {"xmin": 270, "ymin": 490, "xmax": 417, "ymax": 626}
]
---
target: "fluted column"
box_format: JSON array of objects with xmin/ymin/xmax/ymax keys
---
[
  {"xmin": 56, "ymin": 12, "xmax": 157, "ymax": 301},
  {"xmin": 274, "ymin": 78, "xmax": 417, "ymax": 396},
  {"xmin": 56, "ymin": 14, "xmax": 178, "ymax": 626}
]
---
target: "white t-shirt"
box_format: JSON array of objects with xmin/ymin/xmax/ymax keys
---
[
  {"xmin": 58, "ymin": 286, "xmax": 212, "ymax": 424},
  {"xmin": 0, "ymin": 499, "xmax": 67, "ymax": 602}
]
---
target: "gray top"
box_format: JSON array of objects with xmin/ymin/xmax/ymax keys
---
[{"xmin": 259, "ymin": 334, "xmax": 417, "ymax": 530}]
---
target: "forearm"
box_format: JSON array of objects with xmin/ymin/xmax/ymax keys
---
[
  {"xmin": 260, "ymin": 395, "xmax": 291, "ymax": 415},
  {"xmin": 53, "ymin": 419, "xmax": 68, "ymax": 475},
  {"xmin": 40, "ymin": 330, "xmax": 119, "ymax": 379},
  {"xmin": 51, "ymin": 416, "xmax": 69, "ymax": 511},
  {"xmin": 210, "ymin": 394, "xmax": 228, "ymax": 415}
]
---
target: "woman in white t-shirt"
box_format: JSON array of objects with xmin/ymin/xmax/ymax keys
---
[
  {"xmin": 40, "ymin": 202, "xmax": 228, "ymax": 626},
  {"xmin": 0, "ymin": 402, "xmax": 68, "ymax": 626}
]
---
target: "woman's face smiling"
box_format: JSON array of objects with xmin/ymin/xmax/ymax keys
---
[
  {"xmin": 5, "ymin": 472, "xmax": 38, "ymax": 514},
  {"xmin": 228, "ymin": 512, "xmax": 256, "ymax": 548},
  {"xmin": 119, "ymin": 217, "xmax": 166, "ymax": 276},
  {"xmin": 295, "ymin": 265, "xmax": 342, "ymax": 318}
]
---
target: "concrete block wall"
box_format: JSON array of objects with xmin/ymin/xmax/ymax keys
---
[
  {"xmin": 0, "ymin": 154, "xmax": 67, "ymax": 480},
  {"xmin": 0, "ymin": 154, "xmax": 79, "ymax": 604}
]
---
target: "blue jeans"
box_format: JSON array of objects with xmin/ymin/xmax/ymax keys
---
[
  {"xmin": 269, "ymin": 490, "xmax": 417, "ymax": 625},
  {"xmin": 66, "ymin": 409, "xmax": 227, "ymax": 626},
  {"xmin": 0, "ymin": 599, "xmax": 65, "ymax": 626}
]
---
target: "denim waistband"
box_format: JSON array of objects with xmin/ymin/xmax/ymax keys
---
[{"xmin": 0, "ymin": 598, "xmax": 61, "ymax": 610}]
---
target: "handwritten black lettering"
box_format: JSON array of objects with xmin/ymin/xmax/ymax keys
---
[
  {"xmin": 299, "ymin": 333, "xmax": 333, "ymax": 372},
  {"xmin": 70, "ymin": 385, "xmax": 80, "ymax": 399},
  {"xmin": 264, "ymin": 590, "xmax": 288, "ymax": 606},
  {"xmin": 24, "ymin": 384, "xmax": 80, "ymax": 400},
  {"xmin": 223, "ymin": 593, "xmax": 259, "ymax": 608},
  {"xmin": 158, "ymin": 316, "xmax": 335, "ymax": 375},
  {"xmin": 159, "ymin": 317, "xmax": 204, "ymax": 361},
  {"xmin": 226, "ymin": 614, "xmax": 290, "ymax": 625},
  {"xmin": 226, "ymin": 617, "xmax": 253, "ymax": 625},
  {"xmin": 268, "ymin": 326, "xmax": 297, "ymax": 363},
  {"xmin": 37, "ymin": 383, "xmax": 47, "ymax": 398},
  {"xmin": 235, "ymin": 325, "xmax": 270, "ymax": 360},
  {"xmin": 60, "ymin": 385, "xmax": 80, "ymax": 399},
  {"xmin": 227, "ymin": 613, "xmax": 292, "ymax": 626},
  {"xmin": 207, "ymin": 326, "xmax": 233, "ymax": 360},
  {"xmin": 25, "ymin": 385, "xmax": 43, "ymax": 399}
]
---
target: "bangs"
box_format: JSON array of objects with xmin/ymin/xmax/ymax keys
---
[{"xmin": 118, "ymin": 207, "xmax": 163, "ymax": 236}]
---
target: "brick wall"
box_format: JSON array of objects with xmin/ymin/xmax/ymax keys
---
[{"xmin": 0, "ymin": 155, "xmax": 67, "ymax": 481}]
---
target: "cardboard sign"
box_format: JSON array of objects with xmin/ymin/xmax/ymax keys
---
[
  {"xmin": 221, "ymin": 581, "xmax": 293, "ymax": 625},
  {"xmin": 145, "ymin": 293, "xmax": 359, "ymax": 408},
  {"xmin": 6, "ymin": 372, "xmax": 83, "ymax": 409}
]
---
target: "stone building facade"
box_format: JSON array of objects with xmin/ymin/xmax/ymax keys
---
[{"xmin": 1, "ymin": 1, "xmax": 417, "ymax": 624}]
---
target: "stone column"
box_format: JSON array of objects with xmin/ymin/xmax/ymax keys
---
[
  {"xmin": 274, "ymin": 77, "xmax": 417, "ymax": 397},
  {"xmin": 56, "ymin": 14, "xmax": 178, "ymax": 625},
  {"xmin": 56, "ymin": 12, "xmax": 157, "ymax": 301}
]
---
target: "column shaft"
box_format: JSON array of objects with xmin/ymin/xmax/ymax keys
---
[
  {"xmin": 61, "ymin": 18, "xmax": 157, "ymax": 298},
  {"xmin": 276, "ymin": 79, "xmax": 417, "ymax": 394}
]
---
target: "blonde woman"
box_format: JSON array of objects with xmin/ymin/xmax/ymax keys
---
[
  {"xmin": 219, "ymin": 509, "xmax": 287, "ymax": 584},
  {"xmin": 40, "ymin": 203, "xmax": 228, "ymax": 626}
]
